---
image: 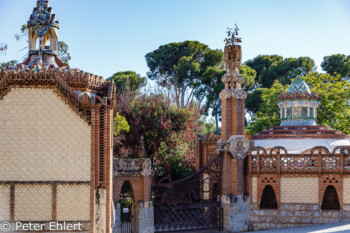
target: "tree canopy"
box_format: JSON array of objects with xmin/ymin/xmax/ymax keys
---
[
  {"xmin": 321, "ymin": 54, "xmax": 350, "ymax": 78},
  {"xmin": 145, "ymin": 41, "xmax": 224, "ymax": 108},
  {"xmin": 245, "ymin": 55, "xmax": 315, "ymax": 88},
  {"xmin": 108, "ymin": 71, "xmax": 147, "ymax": 94},
  {"xmin": 246, "ymin": 72, "xmax": 350, "ymax": 135}
]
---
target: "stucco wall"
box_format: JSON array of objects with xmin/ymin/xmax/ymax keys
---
[
  {"xmin": 344, "ymin": 178, "xmax": 350, "ymax": 204},
  {"xmin": 281, "ymin": 177, "xmax": 318, "ymax": 203},
  {"xmin": 252, "ymin": 177, "xmax": 257, "ymax": 203},
  {"xmin": 15, "ymin": 184, "xmax": 52, "ymax": 221},
  {"xmin": 0, "ymin": 185, "xmax": 10, "ymax": 221},
  {"xmin": 0, "ymin": 88, "xmax": 91, "ymax": 181},
  {"xmin": 0, "ymin": 88, "xmax": 92, "ymax": 222},
  {"xmin": 57, "ymin": 184, "xmax": 90, "ymax": 221}
]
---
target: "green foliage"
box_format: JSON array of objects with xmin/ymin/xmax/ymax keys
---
[
  {"xmin": 145, "ymin": 41, "xmax": 223, "ymax": 108},
  {"xmin": 247, "ymin": 72, "xmax": 350, "ymax": 135},
  {"xmin": 115, "ymin": 93, "xmax": 201, "ymax": 180},
  {"xmin": 200, "ymin": 118, "xmax": 216, "ymax": 136},
  {"xmin": 303, "ymin": 72, "xmax": 350, "ymax": 134},
  {"xmin": 245, "ymin": 55, "xmax": 315, "ymax": 88},
  {"xmin": 321, "ymin": 54, "xmax": 350, "ymax": 78},
  {"xmin": 0, "ymin": 60, "xmax": 18, "ymax": 69},
  {"xmin": 245, "ymin": 88, "xmax": 266, "ymax": 114},
  {"xmin": 114, "ymin": 113, "xmax": 130, "ymax": 136},
  {"xmin": 108, "ymin": 71, "xmax": 147, "ymax": 94},
  {"xmin": 57, "ymin": 41, "xmax": 71, "ymax": 64},
  {"xmin": 246, "ymin": 81, "xmax": 288, "ymax": 135}
]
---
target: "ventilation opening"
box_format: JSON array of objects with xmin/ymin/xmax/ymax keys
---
[
  {"xmin": 99, "ymin": 108, "xmax": 105, "ymax": 183},
  {"xmin": 260, "ymin": 185, "xmax": 277, "ymax": 209},
  {"xmin": 322, "ymin": 185, "xmax": 340, "ymax": 210}
]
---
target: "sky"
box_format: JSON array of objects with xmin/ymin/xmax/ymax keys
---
[{"xmin": 1, "ymin": 0, "xmax": 350, "ymax": 79}]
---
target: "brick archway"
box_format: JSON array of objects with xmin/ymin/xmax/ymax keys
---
[{"xmin": 257, "ymin": 176, "xmax": 280, "ymax": 210}]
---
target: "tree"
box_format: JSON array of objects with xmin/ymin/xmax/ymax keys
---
[
  {"xmin": 321, "ymin": 54, "xmax": 350, "ymax": 78},
  {"xmin": 303, "ymin": 72, "xmax": 350, "ymax": 134},
  {"xmin": 246, "ymin": 72, "xmax": 350, "ymax": 135},
  {"xmin": 114, "ymin": 92, "xmax": 201, "ymax": 180},
  {"xmin": 245, "ymin": 55, "xmax": 315, "ymax": 88},
  {"xmin": 57, "ymin": 41, "xmax": 71, "ymax": 64},
  {"xmin": 15, "ymin": 24, "xmax": 71, "ymax": 64},
  {"xmin": 246, "ymin": 80, "xmax": 287, "ymax": 135},
  {"xmin": 145, "ymin": 41, "xmax": 223, "ymax": 108},
  {"xmin": 108, "ymin": 71, "xmax": 147, "ymax": 94}
]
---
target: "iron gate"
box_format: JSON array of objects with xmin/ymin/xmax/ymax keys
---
[
  {"xmin": 153, "ymin": 153, "xmax": 223, "ymax": 232},
  {"xmin": 120, "ymin": 181, "xmax": 134, "ymax": 233}
]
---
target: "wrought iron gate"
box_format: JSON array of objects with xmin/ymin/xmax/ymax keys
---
[
  {"xmin": 153, "ymin": 153, "xmax": 223, "ymax": 232},
  {"xmin": 120, "ymin": 181, "xmax": 134, "ymax": 233}
]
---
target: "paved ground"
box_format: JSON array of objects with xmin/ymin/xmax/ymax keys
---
[
  {"xmin": 251, "ymin": 223, "xmax": 350, "ymax": 233},
  {"xmin": 183, "ymin": 223, "xmax": 350, "ymax": 233}
]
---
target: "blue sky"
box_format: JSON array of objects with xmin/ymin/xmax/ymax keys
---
[{"xmin": 1, "ymin": 0, "xmax": 350, "ymax": 79}]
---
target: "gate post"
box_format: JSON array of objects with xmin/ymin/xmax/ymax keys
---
[
  {"xmin": 218, "ymin": 32, "xmax": 250, "ymax": 232},
  {"xmin": 113, "ymin": 158, "xmax": 154, "ymax": 233}
]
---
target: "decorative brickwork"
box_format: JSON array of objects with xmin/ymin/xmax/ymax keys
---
[{"xmin": 0, "ymin": 1, "xmax": 116, "ymax": 231}]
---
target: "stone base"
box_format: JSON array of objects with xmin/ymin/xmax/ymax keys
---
[
  {"xmin": 249, "ymin": 203, "xmax": 350, "ymax": 231},
  {"xmin": 113, "ymin": 203, "xmax": 121, "ymax": 233},
  {"xmin": 222, "ymin": 194, "xmax": 250, "ymax": 232},
  {"xmin": 134, "ymin": 201, "xmax": 154, "ymax": 233}
]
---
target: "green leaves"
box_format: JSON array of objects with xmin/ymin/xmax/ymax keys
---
[
  {"xmin": 321, "ymin": 54, "xmax": 350, "ymax": 78},
  {"xmin": 108, "ymin": 71, "xmax": 147, "ymax": 94},
  {"xmin": 113, "ymin": 113, "xmax": 130, "ymax": 136},
  {"xmin": 57, "ymin": 41, "xmax": 71, "ymax": 64},
  {"xmin": 245, "ymin": 55, "xmax": 315, "ymax": 88},
  {"xmin": 303, "ymin": 72, "xmax": 350, "ymax": 134},
  {"xmin": 247, "ymin": 73, "xmax": 350, "ymax": 135}
]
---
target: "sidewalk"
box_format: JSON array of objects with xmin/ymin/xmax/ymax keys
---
[{"xmin": 170, "ymin": 223, "xmax": 350, "ymax": 232}]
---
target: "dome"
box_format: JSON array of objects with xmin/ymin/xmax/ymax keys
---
[
  {"xmin": 277, "ymin": 76, "xmax": 321, "ymax": 126},
  {"xmin": 287, "ymin": 76, "xmax": 311, "ymax": 94}
]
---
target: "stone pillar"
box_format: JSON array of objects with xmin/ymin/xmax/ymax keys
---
[
  {"xmin": 219, "ymin": 42, "xmax": 250, "ymax": 232},
  {"xmin": 134, "ymin": 201, "xmax": 154, "ymax": 233}
]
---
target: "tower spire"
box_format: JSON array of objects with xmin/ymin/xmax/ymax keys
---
[{"xmin": 24, "ymin": 0, "xmax": 66, "ymax": 68}]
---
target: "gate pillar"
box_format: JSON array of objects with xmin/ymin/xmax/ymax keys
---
[
  {"xmin": 113, "ymin": 158, "xmax": 154, "ymax": 233},
  {"xmin": 218, "ymin": 32, "xmax": 250, "ymax": 232}
]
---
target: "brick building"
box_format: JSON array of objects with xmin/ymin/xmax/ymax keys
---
[
  {"xmin": 0, "ymin": 1, "xmax": 116, "ymax": 232},
  {"xmin": 247, "ymin": 75, "xmax": 350, "ymax": 230}
]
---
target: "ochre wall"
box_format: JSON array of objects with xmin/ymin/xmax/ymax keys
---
[
  {"xmin": 0, "ymin": 88, "xmax": 91, "ymax": 222},
  {"xmin": 281, "ymin": 177, "xmax": 318, "ymax": 203},
  {"xmin": 0, "ymin": 88, "xmax": 91, "ymax": 181},
  {"xmin": 343, "ymin": 178, "xmax": 350, "ymax": 204},
  {"xmin": 0, "ymin": 185, "xmax": 10, "ymax": 221},
  {"xmin": 15, "ymin": 184, "xmax": 52, "ymax": 221},
  {"xmin": 252, "ymin": 177, "xmax": 257, "ymax": 203},
  {"xmin": 57, "ymin": 184, "xmax": 90, "ymax": 221}
]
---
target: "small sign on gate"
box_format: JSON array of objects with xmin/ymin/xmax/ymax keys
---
[{"xmin": 123, "ymin": 208, "xmax": 129, "ymax": 213}]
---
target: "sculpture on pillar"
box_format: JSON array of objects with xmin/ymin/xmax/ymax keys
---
[
  {"xmin": 219, "ymin": 25, "xmax": 247, "ymax": 100},
  {"xmin": 219, "ymin": 25, "xmax": 249, "ymax": 159}
]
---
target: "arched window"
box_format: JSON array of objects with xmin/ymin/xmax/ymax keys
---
[
  {"xmin": 260, "ymin": 185, "xmax": 277, "ymax": 209},
  {"xmin": 322, "ymin": 185, "xmax": 340, "ymax": 210}
]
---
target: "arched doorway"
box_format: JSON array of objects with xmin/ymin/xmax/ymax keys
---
[
  {"xmin": 119, "ymin": 181, "xmax": 134, "ymax": 233},
  {"xmin": 260, "ymin": 185, "xmax": 277, "ymax": 209},
  {"xmin": 322, "ymin": 185, "xmax": 340, "ymax": 210}
]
